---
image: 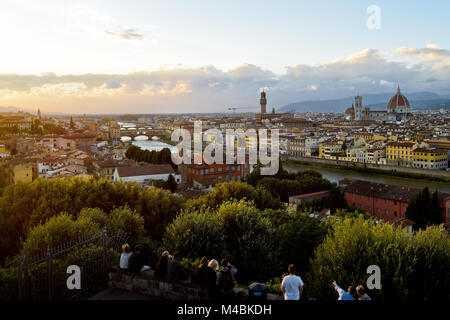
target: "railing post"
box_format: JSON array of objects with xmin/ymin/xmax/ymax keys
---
[
  {"xmin": 102, "ymin": 228, "xmax": 108, "ymax": 277},
  {"xmin": 18, "ymin": 243, "xmax": 29, "ymax": 300},
  {"xmin": 77, "ymin": 232, "xmax": 82, "ymax": 263},
  {"xmin": 47, "ymin": 247, "xmax": 52, "ymax": 300}
]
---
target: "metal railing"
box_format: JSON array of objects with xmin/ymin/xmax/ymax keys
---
[{"xmin": 16, "ymin": 228, "xmax": 127, "ymax": 300}]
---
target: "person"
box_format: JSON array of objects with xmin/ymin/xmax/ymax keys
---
[
  {"xmin": 128, "ymin": 245, "xmax": 151, "ymax": 273},
  {"xmin": 155, "ymin": 251, "xmax": 170, "ymax": 280},
  {"xmin": 216, "ymin": 258, "xmax": 238, "ymax": 300},
  {"xmin": 207, "ymin": 259, "xmax": 219, "ymax": 300},
  {"xmin": 356, "ymin": 285, "xmax": 371, "ymax": 300},
  {"xmin": 195, "ymin": 257, "xmax": 218, "ymax": 300},
  {"xmin": 333, "ymin": 281, "xmax": 356, "ymax": 300},
  {"xmin": 208, "ymin": 259, "xmax": 219, "ymax": 272},
  {"xmin": 166, "ymin": 251, "xmax": 188, "ymax": 283},
  {"xmin": 194, "ymin": 257, "xmax": 210, "ymax": 285},
  {"xmin": 119, "ymin": 243, "xmax": 132, "ymax": 270},
  {"xmin": 281, "ymin": 264, "xmax": 304, "ymax": 300}
]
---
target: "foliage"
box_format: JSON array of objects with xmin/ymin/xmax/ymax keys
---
[
  {"xmin": 262, "ymin": 209, "xmax": 329, "ymax": 276},
  {"xmin": 0, "ymin": 266, "xmax": 18, "ymax": 300},
  {"xmin": 297, "ymin": 186, "xmax": 348, "ymax": 213},
  {"xmin": 163, "ymin": 200, "xmax": 277, "ymax": 283},
  {"xmin": 186, "ymin": 181, "xmax": 281, "ymax": 211},
  {"xmin": 265, "ymin": 277, "xmax": 282, "ymax": 294},
  {"xmin": 306, "ymin": 217, "xmax": 450, "ymax": 300},
  {"xmin": 26, "ymin": 213, "xmax": 100, "ymax": 255},
  {"xmin": 406, "ymin": 187, "xmax": 443, "ymax": 230},
  {"xmin": 256, "ymin": 170, "xmax": 333, "ymax": 202},
  {"xmin": 78, "ymin": 206, "xmax": 147, "ymax": 247},
  {"xmin": 180, "ymin": 257, "xmax": 203, "ymax": 273},
  {"xmin": 125, "ymin": 145, "xmax": 173, "ymax": 166},
  {"xmin": 0, "ymin": 177, "xmax": 184, "ymax": 262}
]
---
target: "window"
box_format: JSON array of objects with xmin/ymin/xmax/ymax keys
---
[{"xmin": 385, "ymin": 209, "xmax": 388, "ymax": 215}]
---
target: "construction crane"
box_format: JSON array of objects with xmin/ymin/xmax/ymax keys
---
[{"xmin": 228, "ymin": 107, "xmax": 257, "ymax": 114}]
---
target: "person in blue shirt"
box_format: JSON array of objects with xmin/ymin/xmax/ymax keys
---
[
  {"xmin": 356, "ymin": 285, "xmax": 371, "ymax": 300},
  {"xmin": 332, "ymin": 281, "xmax": 356, "ymax": 300}
]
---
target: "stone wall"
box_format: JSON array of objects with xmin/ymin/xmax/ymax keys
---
[
  {"xmin": 284, "ymin": 156, "xmax": 450, "ymax": 179},
  {"xmin": 108, "ymin": 266, "xmax": 282, "ymax": 300}
]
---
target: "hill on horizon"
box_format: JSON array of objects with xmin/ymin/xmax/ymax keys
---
[{"xmin": 279, "ymin": 91, "xmax": 450, "ymax": 113}]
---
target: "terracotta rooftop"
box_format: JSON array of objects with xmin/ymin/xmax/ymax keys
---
[
  {"xmin": 116, "ymin": 164, "xmax": 175, "ymax": 177},
  {"xmin": 339, "ymin": 178, "xmax": 421, "ymax": 202}
]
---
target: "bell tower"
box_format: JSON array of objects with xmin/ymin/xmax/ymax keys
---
[
  {"xmin": 260, "ymin": 90, "xmax": 267, "ymax": 114},
  {"xmin": 354, "ymin": 95, "xmax": 362, "ymax": 121}
]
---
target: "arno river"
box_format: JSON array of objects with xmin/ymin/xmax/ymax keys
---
[{"xmin": 283, "ymin": 162, "xmax": 450, "ymax": 193}]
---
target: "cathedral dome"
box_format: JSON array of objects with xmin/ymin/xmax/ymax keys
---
[{"xmin": 388, "ymin": 86, "xmax": 410, "ymax": 113}]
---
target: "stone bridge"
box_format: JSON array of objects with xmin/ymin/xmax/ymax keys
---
[{"xmin": 120, "ymin": 128, "xmax": 172, "ymax": 140}]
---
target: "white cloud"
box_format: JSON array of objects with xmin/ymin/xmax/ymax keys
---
[{"xmin": 1, "ymin": 46, "xmax": 450, "ymax": 113}]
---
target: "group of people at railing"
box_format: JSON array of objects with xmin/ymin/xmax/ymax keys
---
[
  {"xmin": 119, "ymin": 243, "xmax": 371, "ymax": 301},
  {"xmin": 119, "ymin": 244, "xmax": 238, "ymax": 300}
]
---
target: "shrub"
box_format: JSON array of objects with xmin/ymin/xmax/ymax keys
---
[
  {"xmin": 163, "ymin": 200, "xmax": 277, "ymax": 283},
  {"xmin": 26, "ymin": 213, "xmax": 100, "ymax": 255},
  {"xmin": 306, "ymin": 217, "xmax": 450, "ymax": 300},
  {"xmin": 187, "ymin": 181, "xmax": 281, "ymax": 210}
]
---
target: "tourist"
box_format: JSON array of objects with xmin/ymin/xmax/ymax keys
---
[
  {"xmin": 128, "ymin": 245, "xmax": 151, "ymax": 273},
  {"xmin": 208, "ymin": 259, "xmax": 219, "ymax": 272},
  {"xmin": 119, "ymin": 243, "xmax": 132, "ymax": 270},
  {"xmin": 166, "ymin": 251, "xmax": 188, "ymax": 283},
  {"xmin": 195, "ymin": 257, "xmax": 218, "ymax": 300},
  {"xmin": 281, "ymin": 264, "xmax": 304, "ymax": 300},
  {"xmin": 332, "ymin": 281, "xmax": 356, "ymax": 300},
  {"xmin": 216, "ymin": 258, "xmax": 238, "ymax": 301},
  {"xmin": 155, "ymin": 250, "xmax": 170, "ymax": 280},
  {"xmin": 356, "ymin": 285, "xmax": 371, "ymax": 300}
]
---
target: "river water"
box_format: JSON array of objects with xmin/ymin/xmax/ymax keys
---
[
  {"xmin": 131, "ymin": 139, "xmax": 178, "ymax": 152},
  {"xmin": 284, "ymin": 162, "xmax": 450, "ymax": 193}
]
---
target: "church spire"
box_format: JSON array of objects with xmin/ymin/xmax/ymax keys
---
[{"xmin": 397, "ymin": 85, "xmax": 401, "ymax": 94}]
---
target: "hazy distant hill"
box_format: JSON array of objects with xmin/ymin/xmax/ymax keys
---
[{"xmin": 279, "ymin": 92, "xmax": 450, "ymax": 112}]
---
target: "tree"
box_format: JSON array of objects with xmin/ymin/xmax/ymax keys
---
[
  {"xmin": 187, "ymin": 181, "xmax": 281, "ymax": 211},
  {"xmin": 26, "ymin": 213, "xmax": 99, "ymax": 255},
  {"xmin": 406, "ymin": 187, "xmax": 443, "ymax": 230},
  {"xmin": 306, "ymin": 217, "xmax": 450, "ymax": 301},
  {"xmin": 163, "ymin": 200, "xmax": 277, "ymax": 283},
  {"xmin": 262, "ymin": 209, "xmax": 329, "ymax": 276},
  {"xmin": 164, "ymin": 174, "xmax": 177, "ymax": 193},
  {"xmin": 0, "ymin": 177, "xmax": 184, "ymax": 262}
]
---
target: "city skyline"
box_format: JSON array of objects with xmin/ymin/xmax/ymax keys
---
[{"xmin": 1, "ymin": 0, "xmax": 450, "ymax": 114}]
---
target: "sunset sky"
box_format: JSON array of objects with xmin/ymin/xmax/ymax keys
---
[{"xmin": 1, "ymin": 0, "xmax": 450, "ymax": 114}]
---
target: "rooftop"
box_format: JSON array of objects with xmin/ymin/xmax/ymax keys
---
[{"xmin": 116, "ymin": 164, "xmax": 175, "ymax": 177}]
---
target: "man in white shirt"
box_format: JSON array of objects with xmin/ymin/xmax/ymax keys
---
[{"xmin": 281, "ymin": 264, "xmax": 304, "ymax": 300}]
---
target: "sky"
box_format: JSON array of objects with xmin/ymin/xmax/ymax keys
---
[{"xmin": 1, "ymin": 0, "xmax": 450, "ymax": 114}]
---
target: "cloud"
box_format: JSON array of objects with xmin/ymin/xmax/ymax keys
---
[
  {"xmin": 395, "ymin": 44, "xmax": 450, "ymax": 63},
  {"xmin": 104, "ymin": 28, "xmax": 143, "ymax": 40},
  {"xmin": 66, "ymin": 5, "xmax": 143, "ymax": 41},
  {"xmin": 1, "ymin": 46, "xmax": 450, "ymax": 113}
]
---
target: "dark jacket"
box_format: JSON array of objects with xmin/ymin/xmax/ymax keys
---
[
  {"xmin": 155, "ymin": 256, "xmax": 169, "ymax": 279},
  {"xmin": 128, "ymin": 253, "xmax": 144, "ymax": 273}
]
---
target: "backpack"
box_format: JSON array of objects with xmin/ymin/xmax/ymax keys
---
[{"xmin": 218, "ymin": 268, "xmax": 234, "ymax": 292}]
